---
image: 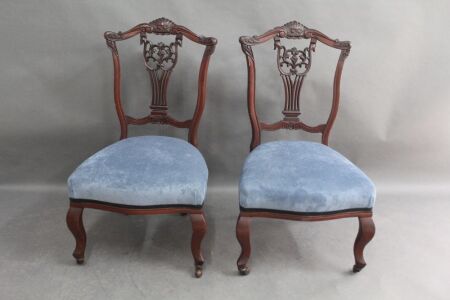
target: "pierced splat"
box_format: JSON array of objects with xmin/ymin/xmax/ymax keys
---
[
  {"xmin": 140, "ymin": 32, "xmax": 182, "ymax": 119},
  {"xmin": 274, "ymin": 37, "xmax": 316, "ymax": 122}
]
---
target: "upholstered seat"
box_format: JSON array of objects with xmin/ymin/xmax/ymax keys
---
[
  {"xmin": 239, "ymin": 141, "xmax": 375, "ymax": 213},
  {"xmin": 68, "ymin": 136, "xmax": 208, "ymax": 207}
]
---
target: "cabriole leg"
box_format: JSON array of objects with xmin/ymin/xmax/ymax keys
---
[
  {"xmin": 236, "ymin": 214, "xmax": 251, "ymax": 275},
  {"xmin": 190, "ymin": 212, "xmax": 207, "ymax": 278},
  {"xmin": 353, "ymin": 216, "xmax": 375, "ymax": 272},
  {"xmin": 66, "ymin": 205, "xmax": 87, "ymax": 264}
]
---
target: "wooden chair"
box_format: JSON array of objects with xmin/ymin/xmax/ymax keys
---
[
  {"xmin": 236, "ymin": 21, "xmax": 375, "ymax": 275},
  {"xmin": 66, "ymin": 18, "xmax": 217, "ymax": 278}
]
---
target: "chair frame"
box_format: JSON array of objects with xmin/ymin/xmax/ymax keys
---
[
  {"xmin": 66, "ymin": 18, "xmax": 217, "ymax": 278},
  {"xmin": 236, "ymin": 21, "xmax": 375, "ymax": 275}
]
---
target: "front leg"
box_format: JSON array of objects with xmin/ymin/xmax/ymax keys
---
[
  {"xmin": 353, "ymin": 216, "xmax": 375, "ymax": 272},
  {"xmin": 190, "ymin": 212, "xmax": 207, "ymax": 278},
  {"xmin": 236, "ymin": 214, "xmax": 251, "ymax": 275},
  {"xmin": 66, "ymin": 205, "xmax": 87, "ymax": 264}
]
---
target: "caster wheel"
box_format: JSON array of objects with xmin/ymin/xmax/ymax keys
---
[
  {"xmin": 238, "ymin": 265, "xmax": 250, "ymax": 275},
  {"xmin": 194, "ymin": 266, "xmax": 203, "ymax": 278}
]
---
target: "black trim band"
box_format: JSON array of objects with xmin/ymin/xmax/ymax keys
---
[
  {"xmin": 239, "ymin": 206, "xmax": 372, "ymax": 216},
  {"xmin": 70, "ymin": 198, "xmax": 203, "ymax": 210}
]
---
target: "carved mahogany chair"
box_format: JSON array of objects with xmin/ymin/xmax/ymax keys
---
[
  {"xmin": 66, "ymin": 18, "xmax": 216, "ymax": 278},
  {"xmin": 236, "ymin": 21, "xmax": 375, "ymax": 275}
]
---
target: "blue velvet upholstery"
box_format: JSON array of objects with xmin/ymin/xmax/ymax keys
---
[
  {"xmin": 239, "ymin": 141, "xmax": 375, "ymax": 213},
  {"xmin": 68, "ymin": 136, "xmax": 208, "ymax": 207}
]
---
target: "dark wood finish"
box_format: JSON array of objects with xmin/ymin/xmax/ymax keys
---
[
  {"xmin": 104, "ymin": 17, "xmax": 217, "ymax": 147},
  {"xmin": 236, "ymin": 210, "xmax": 374, "ymax": 274},
  {"xmin": 236, "ymin": 215, "xmax": 251, "ymax": 275},
  {"xmin": 66, "ymin": 206, "xmax": 86, "ymax": 264},
  {"xmin": 67, "ymin": 18, "xmax": 216, "ymax": 278},
  {"xmin": 237, "ymin": 21, "xmax": 375, "ymax": 275}
]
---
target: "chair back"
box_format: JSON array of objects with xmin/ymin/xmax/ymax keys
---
[
  {"xmin": 239, "ymin": 21, "xmax": 351, "ymax": 150},
  {"xmin": 105, "ymin": 18, "xmax": 217, "ymax": 146}
]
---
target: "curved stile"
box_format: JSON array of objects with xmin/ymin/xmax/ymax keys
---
[
  {"xmin": 237, "ymin": 21, "xmax": 375, "ymax": 275},
  {"xmin": 104, "ymin": 17, "xmax": 217, "ymax": 146},
  {"xmin": 67, "ymin": 18, "xmax": 217, "ymax": 278}
]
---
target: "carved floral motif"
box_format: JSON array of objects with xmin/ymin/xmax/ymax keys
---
[
  {"xmin": 280, "ymin": 21, "xmax": 307, "ymax": 39},
  {"xmin": 148, "ymin": 17, "xmax": 176, "ymax": 34},
  {"xmin": 140, "ymin": 33, "xmax": 182, "ymax": 71},
  {"xmin": 277, "ymin": 45, "xmax": 311, "ymax": 76}
]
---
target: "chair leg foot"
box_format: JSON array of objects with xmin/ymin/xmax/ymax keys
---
[
  {"xmin": 190, "ymin": 212, "xmax": 207, "ymax": 278},
  {"xmin": 236, "ymin": 214, "xmax": 251, "ymax": 275},
  {"xmin": 353, "ymin": 263, "xmax": 365, "ymax": 273},
  {"xmin": 194, "ymin": 264, "xmax": 203, "ymax": 278},
  {"xmin": 66, "ymin": 205, "xmax": 86, "ymax": 264},
  {"xmin": 353, "ymin": 216, "xmax": 375, "ymax": 273},
  {"xmin": 76, "ymin": 258, "xmax": 84, "ymax": 265},
  {"xmin": 238, "ymin": 265, "xmax": 250, "ymax": 276}
]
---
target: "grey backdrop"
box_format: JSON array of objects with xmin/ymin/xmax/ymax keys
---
[
  {"xmin": 1, "ymin": 1, "xmax": 450, "ymax": 299},
  {"xmin": 1, "ymin": 0, "xmax": 450, "ymax": 191}
]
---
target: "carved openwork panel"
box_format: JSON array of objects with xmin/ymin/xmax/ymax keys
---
[
  {"xmin": 140, "ymin": 32, "xmax": 182, "ymax": 116},
  {"xmin": 141, "ymin": 33, "xmax": 181, "ymax": 71},
  {"xmin": 276, "ymin": 41, "xmax": 312, "ymax": 76},
  {"xmin": 274, "ymin": 34, "xmax": 316, "ymax": 121}
]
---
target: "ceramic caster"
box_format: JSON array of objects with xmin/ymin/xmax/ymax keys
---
[
  {"xmin": 238, "ymin": 265, "xmax": 250, "ymax": 275},
  {"xmin": 194, "ymin": 265, "xmax": 203, "ymax": 278}
]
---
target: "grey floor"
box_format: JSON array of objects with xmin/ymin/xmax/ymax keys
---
[{"xmin": 1, "ymin": 186, "xmax": 449, "ymax": 300}]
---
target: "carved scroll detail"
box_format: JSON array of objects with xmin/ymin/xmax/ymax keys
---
[
  {"xmin": 277, "ymin": 45, "xmax": 311, "ymax": 76},
  {"xmin": 241, "ymin": 44, "xmax": 253, "ymax": 58},
  {"xmin": 240, "ymin": 35, "xmax": 260, "ymax": 46},
  {"xmin": 141, "ymin": 32, "xmax": 181, "ymax": 71},
  {"xmin": 240, "ymin": 36, "xmax": 259, "ymax": 58},
  {"xmin": 105, "ymin": 31, "xmax": 123, "ymax": 54}
]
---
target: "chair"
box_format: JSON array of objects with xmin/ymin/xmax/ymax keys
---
[
  {"xmin": 66, "ymin": 18, "xmax": 217, "ymax": 278},
  {"xmin": 236, "ymin": 21, "xmax": 375, "ymax": 275}
]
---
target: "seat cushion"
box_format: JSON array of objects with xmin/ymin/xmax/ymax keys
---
[
  {"xmin": 68, "ymin": 136, "xmax": 208, "ymax": 207},
  {"xmin": 239, "ymin": 141, "xmax": 375, "ymax": 214}
]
